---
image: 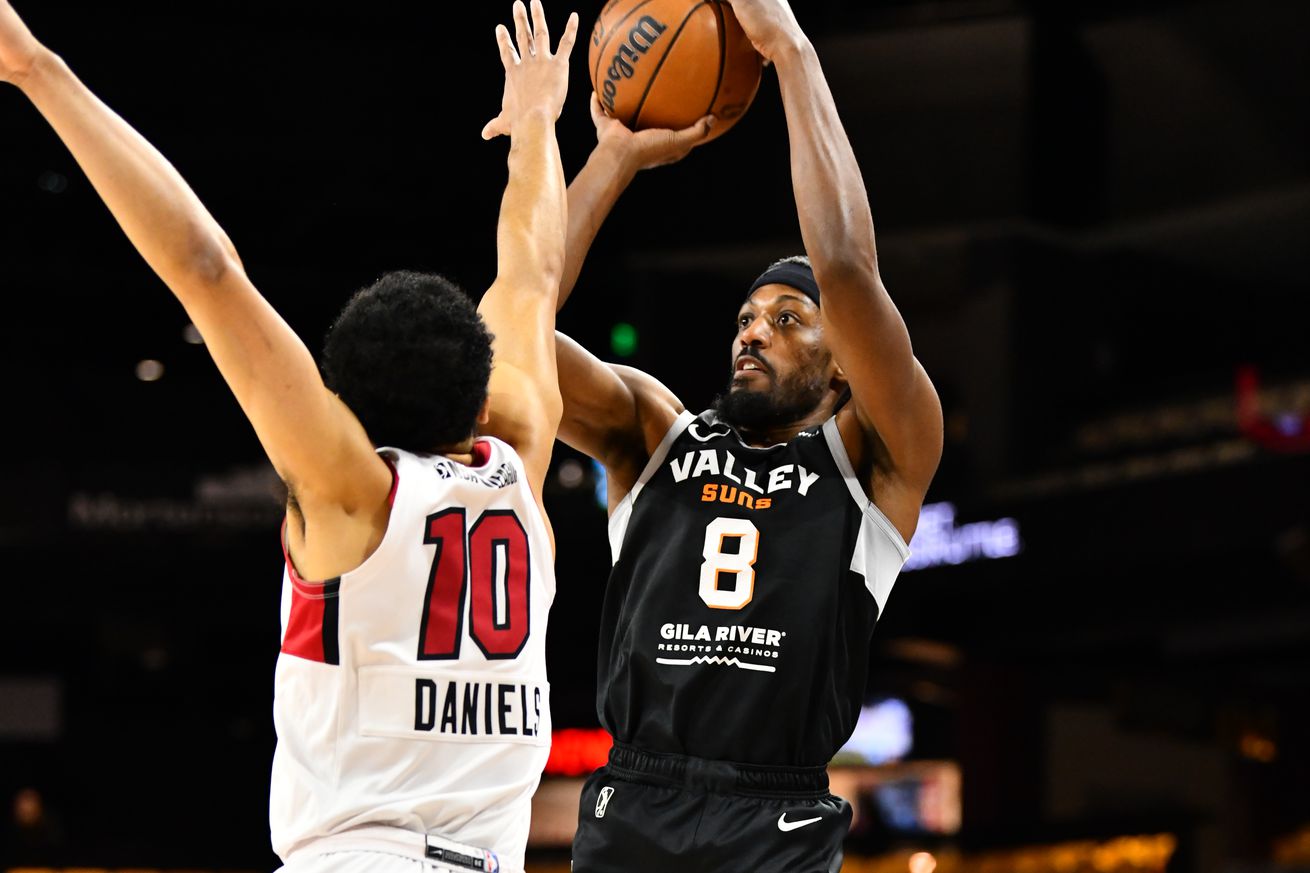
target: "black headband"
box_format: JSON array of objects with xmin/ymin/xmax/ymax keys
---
[{"xmin": 747, "ymin": 261, "xmax": 820, "ymax": 307}]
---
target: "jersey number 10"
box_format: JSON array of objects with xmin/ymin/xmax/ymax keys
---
[{"xmin": 418, "ymin": 508, "xmax": 531, "ymax": 660}]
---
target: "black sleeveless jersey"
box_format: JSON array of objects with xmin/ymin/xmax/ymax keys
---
[{"xmin": 596, "ymin": 410, "xmax": 910, "ymax": 767}]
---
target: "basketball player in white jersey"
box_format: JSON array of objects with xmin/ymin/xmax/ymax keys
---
[{"xmin": 0, "ymin": 1, "xmax": 579, "ymax": 870}]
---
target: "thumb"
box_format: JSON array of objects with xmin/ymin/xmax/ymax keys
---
[
  {"xmin": 589, "ymin": 92, "xmax": 609, "ymax": 127},
  {"xmin": 482, "ymin": 115, "xmax": 509, "ymax": 140},
  {"xmin": 678, "ymin": 114, "xmax": 716, "ymax": 144}
]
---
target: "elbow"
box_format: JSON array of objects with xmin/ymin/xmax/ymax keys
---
[
  {"xmin": 176, "ymin": 224, "xmax": 245, "ymax": 289},
  {"xmin": 538, "ymin": 248, "xmax": 565, "ymax": 291},
  {"xmin": 539, "ymin": 386, "xmax": 564, "ymax": 436}
]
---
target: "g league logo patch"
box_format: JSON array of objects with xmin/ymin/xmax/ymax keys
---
[{"xmin": 595, "ymin": 786, "xmax": 615, "ymax": 819}]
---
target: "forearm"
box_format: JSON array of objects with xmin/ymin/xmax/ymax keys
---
[
  {"xmin": 559, "ymin": 139, "xmax": 637, "ymax": 309},
  {"xmin": 18, "ymin": 50, "xmax": 240, "ymax": 293},
  {"xmin": 775, "ymin": 39, "xmax": 913, "ymax": 367},
  {"xmin": 774, "ymin": 41, "xmax": 879, "ymax": 283},
  {"xmin": 496, "ymin": 110, "xmax": 567, "ymax": 295}
]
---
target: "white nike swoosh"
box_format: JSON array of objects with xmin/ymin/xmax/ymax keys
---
[{"xmin": 777, "ymin": 813, "xmax": 823, "ymax": 832}]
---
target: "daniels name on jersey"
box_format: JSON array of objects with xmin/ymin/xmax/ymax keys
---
[
  {"xmin": 357, "ymin": 667, "xmax": 545, "ymax": 741},
  {"xmin": 598, "ymin": 411, "xmax": 910, "ymax": 766}
]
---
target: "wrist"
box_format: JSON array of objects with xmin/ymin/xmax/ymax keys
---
[
  {"xmin": 510, "ymin": 105, "xmax": 556, "ymax": 128},
  {"xmin": 591, "ymin": 136, "xmax": 641, "ymax": 182},
  {"xmin": 766, "ymin": 33, "xmax": 814, "ymax": 69},
  {"xmin": 12, "ymin": 46, "xmax": 60, "ymax": 92}
]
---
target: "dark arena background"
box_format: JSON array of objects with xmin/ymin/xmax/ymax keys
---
[{"xmin": 1, "ymin": 1, "xmax": 1308, "ymax": 872}]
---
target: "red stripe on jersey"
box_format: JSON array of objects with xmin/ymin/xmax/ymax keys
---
[
  {"xmin": 282, "ymin": 580, "xmax": 328, "ymax": 663},
  {"xmin": 279, "ymin": 518, "xmax": 341, "ymax": 664},
  {"xmin": 470, "ymin": 439, "xmax": 492, "ymax": 469},
  {"xmin": 384, "ymin": 455, "xmax": 400, "ymax": 507}
]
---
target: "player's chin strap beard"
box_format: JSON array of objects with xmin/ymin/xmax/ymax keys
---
[{"xmin": 714, "ymin": 371, "xmax": 830, "ymax": 437}]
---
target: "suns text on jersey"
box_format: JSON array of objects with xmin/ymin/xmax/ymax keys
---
[
  {"xmin": 413, "ymin": 678, "xmax": 543, "ymax": 739},
  {"xmin": 671, "ymin": 449, "xmax": 820, "ymax": 512}
]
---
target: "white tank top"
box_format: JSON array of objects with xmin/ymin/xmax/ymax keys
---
[{"xmin": 269, "ymin": 438, "xmax": 554, "ymax": 871}]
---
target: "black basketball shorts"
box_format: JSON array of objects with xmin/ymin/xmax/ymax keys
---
[{"xmin": 572, "ymin": 744, "xmax": 851, "ymax": 873}]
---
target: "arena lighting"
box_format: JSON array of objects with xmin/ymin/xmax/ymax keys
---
[
  {"xmin": 1237, "ymin": 365, "xmax": 1310, "ymax": 453},
  {"xmin": 610, "ymin": 322, "xmax": 638, "ymax": 357},
  {"xmin": 835, "ymin": 698, "xmax": 913, "ymax": 765},
  {"xmin": 135, "ymin": 358, "xmax": 164, "ymax": 382},
  {"xmin": 902, "ymin": 502, "xmax": 1021, "ymax": 572},
  {"xmin": 545, "ymin": 727, "xmax": 613, "ymax": 777},
  {"xmin": 591, "ymin": 459, "xmax": 608, "ymax": 509},
  {"xmin": 557, "ymin": 458, "xmax": 586, "ymax": 489},
  {"xmin": 908, "ymin": 852, "xmax": 937, "ymax": 873}
]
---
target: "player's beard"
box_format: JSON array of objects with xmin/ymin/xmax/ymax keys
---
[{"xmin": 713, "ymin": 367, "xmax": 830, "ymax": 433}]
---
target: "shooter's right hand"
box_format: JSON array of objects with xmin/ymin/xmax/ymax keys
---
[{"xmin": 589, "ymin": 93, "xmax": 715, "ymax": 171}]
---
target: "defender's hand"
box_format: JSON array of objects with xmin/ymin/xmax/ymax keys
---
[
  {"xmin": 0, "ymin": 0, "xmax": 44, "ymax": 87},
  {"xmin": 722, "ymin": 0, "xmax": 807, "ymax": 62},
  {"xmin": 590, "ymin": 93, "xmax": 714, "ymax": 171},
  {"xmin": 482, "ymin": 0, "xmax": 580, "ymax": 140}
]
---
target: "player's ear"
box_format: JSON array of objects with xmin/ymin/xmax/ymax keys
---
[
  {"xmin": 830, "ymin": 363, "xmax": 848, "ymax": 392},
  {"xmin": 477, "ymin": 396, "xmax": 492, "ymax": 426}
]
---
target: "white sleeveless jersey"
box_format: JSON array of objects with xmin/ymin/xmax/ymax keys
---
[{"xmin": 269, "ymin": 438, "xmax": 554, "ymax": 871}]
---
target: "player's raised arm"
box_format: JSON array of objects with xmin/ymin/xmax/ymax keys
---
[
  {"xmin": 728, "ymin": 0, "xmax": 943, "ymax": 539},
  {"xmin": 0, "ymin": 1, "xmax": 391, "ymax": 512},
  {"xmin": 559, "ymin": 96, "xmax": 714, "ymax": 309},
  {"xmin": 546, "ymin": 97, "xmax": 712, "ymax": 496},
  {"xmin": 476, "ymin": 0, "xmax": 579, "ymax": 499}
]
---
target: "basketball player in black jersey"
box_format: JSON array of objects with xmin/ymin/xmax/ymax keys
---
[{"xmin": 544, "ymin": 0, "xmax": 944, "ymax": 870}]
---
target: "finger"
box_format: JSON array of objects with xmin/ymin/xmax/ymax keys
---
[
  {"xmin": 531, "ymin": 0, "xmax": 550, "ymax": 55},
  {"xmin": 482, "ymin": 116, "xmax": 508, "ymax": 140},
  {"xmin": 496, "ymin": 24, "xmax": 519, "ymax": 68},
  {"xmin": 513, "ymin": 0, "xmax": 534, "ymax": 58},
  {"xmin": 678, "ymin": 114, "xmax": 716, "ymax": 144},
  {"xmin": 589, "ymin": 91, "xmax": 608, "ymax": 126},
  {"xmin": 556, "ymin": 11, "xmax": 580, "ymax": 60}
]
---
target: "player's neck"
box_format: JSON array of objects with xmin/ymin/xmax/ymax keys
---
[
  {"xmin": 435, "ymin": 436, "xmax": 479, "ymax": 466},
  {"xmin": 734, "ymin": 409, "xmax": 831, "ymax": 447}
]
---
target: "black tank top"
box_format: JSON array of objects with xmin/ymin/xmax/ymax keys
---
[{"xmin": 597, "ymin": 410, "xmax": 910, "ymax": 767}]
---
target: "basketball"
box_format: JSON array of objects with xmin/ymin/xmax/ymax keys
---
[{"xmin": 589, "ymin": 0, "xmax": 763, "ymax": 139}]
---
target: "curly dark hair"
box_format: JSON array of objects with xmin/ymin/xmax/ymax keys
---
[{"xmin": 321, "ymin": 270, "xmax": 494, "ymax": 452}]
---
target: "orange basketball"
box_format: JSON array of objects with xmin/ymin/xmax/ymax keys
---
[{"xmin": 588, "ymin": 0, "xmax": 763, "ymax": 139}]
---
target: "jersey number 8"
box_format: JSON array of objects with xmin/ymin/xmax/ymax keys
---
[{"xmin": 699, "ymin": 517, "xmax": 760, "ymax": 610}]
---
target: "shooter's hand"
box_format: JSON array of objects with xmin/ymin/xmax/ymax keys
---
[{"xmin": 589, "ymin": 93, "xmax": 714, "ymax": 171}]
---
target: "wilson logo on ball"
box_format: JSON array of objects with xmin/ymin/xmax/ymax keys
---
[
  {"xmin": 588, "ymin": 0, "xmax": 763, "ymax": 138},
  {"xmin": 600, "ymin": 16, "xmax": 669, "ymax": 114}
]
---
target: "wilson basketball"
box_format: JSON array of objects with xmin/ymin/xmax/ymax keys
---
[{"xmin": 589, "ymin": 0, "xmax": 763, "ymax": 139}]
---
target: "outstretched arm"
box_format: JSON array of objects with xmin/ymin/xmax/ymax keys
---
[
  {"xmin": 0, "ymin": 2, "xmax": 390, "ymax": 516},
  {"xmin": 558, "ymin": 95, "xmax": 714, "ymax": 308},
  {"xmin": 729, "ymin": 0, "xmax": 943, "ymax": 540},
  {"xmin": 476, "ymin": 0, "xmax": 579, "ymax": 499},
  {"xmin": 543, "ymin": 97, "xmax": 712, "ymax": 490}
]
